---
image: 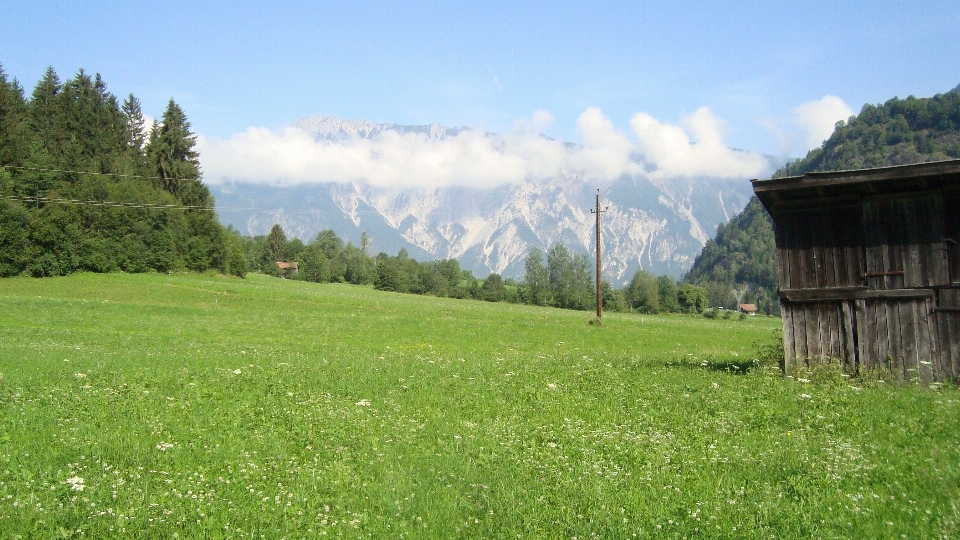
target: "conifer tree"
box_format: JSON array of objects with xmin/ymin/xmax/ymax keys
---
[
  {"xmin": 147, "ymin": 99, "xmax": 201, "ymax": 196},
  {"xmin": 267, "ymin": 224, "xmax": 288, "ymax": 262},
  {"xmin": 28, "ymin": 66, "xmax": 63, "ymax": 161},
  {"xmin": 0, "ymin": 64, "xmax": 30, "ymax": 167},
  {"xmin": 121, "ymin": 94, "xmax": 146, "ymax": 156}
]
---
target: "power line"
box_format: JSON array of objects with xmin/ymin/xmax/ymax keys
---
[
  {"xmin": 0, "ymin": 194, "xmax": 213, "ymax": 211},
  {"xmin": 0, "ymin": 165, "xmax": 204, "ymax": 184}
]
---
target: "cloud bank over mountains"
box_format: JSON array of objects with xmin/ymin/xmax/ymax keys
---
[{"xmin": 197, "ymin": 107, "xmax": 776, "ymax": 188}]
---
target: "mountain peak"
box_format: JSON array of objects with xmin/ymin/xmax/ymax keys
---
[{"xmin": 292, "ymin": 115, "xmax": 468, "ymax": 141}]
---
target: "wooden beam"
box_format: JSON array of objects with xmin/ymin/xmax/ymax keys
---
[{"xmin": 780, "ymin": 287, "xmax": 934, "ymax": 303}]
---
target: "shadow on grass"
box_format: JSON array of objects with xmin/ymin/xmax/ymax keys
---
[{"xmin": 664, "ymin": 358, "xmax": 765, "ymax": 375}]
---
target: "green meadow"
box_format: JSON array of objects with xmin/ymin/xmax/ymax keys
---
[{"xmin": 0, "ymin": 273, "xmax": 957, "ymax": 538}]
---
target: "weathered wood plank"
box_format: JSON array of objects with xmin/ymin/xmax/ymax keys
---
[
  {"xmin": 830, "ymin": 303, "xmax": 842, "ymax": 361},
  {"xmin": 855, "ymin": 299, "xmax": 871, "ymax": 371},
  {"xmin": 821, "ymin": 210, "xmax": 838, "ymax": 288},
  {"xmin": 887, "ymin": 300, "xmax": 903, "ymax": 380},
  {"xmin": 811, "ymin": 210, "xmax": 828, "ymax": 288},
  {"xmin": 819, "ymin": 304, "xmax": 830, "ymax": 363},
  {"xmin": 876, "ymin": 299, "xmax": 892, "ymax": 373},
  {"xmin": 800, "ymin": 215, "xmax": 817, "ymax": 290},
  {"xmin": 903, "ymin": 198, "xmax": 924, "ymax": 288},
  {"xmin": 843, "ymin": 206, "xmax": 864, "ymax": 287},
  {"xmin": 779, "ymin": 287, "xmax": 932, "ymax": 302},
  {"xmin": 926, "ymin": 298, "xmax": 944, "ymax": 382},
  {"xmin": 899, "ymin": 299, "xmax": 917, "ymax": 381},
  {"xmin": 945, "ymin": 192, "xmax": 960, "ymax": 284},
  {"xmin": 935, "ymin": 312, "xmax": 951, "ymax": 380},
  {"xmin": 924, "ymin": 196, "xmax": 949, "ymax": 286},
  {"xmin": 803, "ymin": 304, "xmax": 820, "ymax": 366},
  {"xmin": 782, "ymin": 305, "xmax": 795, "ymax": 373},
  {"xmin": 793, "ymin": 303, "xmax": 807, "ymax": 366},
  {"xmin": 786, "ymin": 214, "xmax": 803, "ymax": 291},
  {"xmin": 775, "ymin": 221, "xmax": 791, "ymax": 290},
  {"xmin": 863, "ymin": 201, "xmax": 881, "ymax": 289},
  {"xmin": 841, "ymin": 300, "xmax": 857, "ymax": 372},
  {"xmin": 946, "ymin": 312, "xmax": 957, "ymax": 380},
  {"xmin": 916, "ymin": 299, "xmax": 935, "ymax": 384}
]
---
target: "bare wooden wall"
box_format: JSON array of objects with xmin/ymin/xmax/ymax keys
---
[{"xmin": 775, "ymin": 191, "xmax": 959, "ymax": 383}]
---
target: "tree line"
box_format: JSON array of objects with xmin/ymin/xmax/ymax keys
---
[
  {"xmin": 254, "ymin": 223, "xmax": 714, "ymax": 315},
  {"xmin": 0, "ymin": 64, "xmax": 246, "ymax": 277}
]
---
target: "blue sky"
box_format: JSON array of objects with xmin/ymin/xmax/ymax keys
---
[{"xmin": 2, "ymin": 0, "xmax": 959, "ymax": 183}]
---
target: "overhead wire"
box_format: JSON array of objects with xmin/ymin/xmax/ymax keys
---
[{"xmin": 0, "ymin": 165, "xmax": 204, "ymax": 184}]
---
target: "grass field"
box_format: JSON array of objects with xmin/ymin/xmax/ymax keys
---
[{"xmin": 0, "ymin": 272, "xmax": 958, "ymax": 538}]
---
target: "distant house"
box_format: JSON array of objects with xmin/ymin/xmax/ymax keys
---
[
  {"xmin": 752, "ymin": 160, "xmax": 960, "ymax": 384},
  {"xmin": 276, "ymin": 261, "xmax": 299, "ymax": 278},
  {"xmin": 738, "ymin": 303, "xmax": 758, "ymax": 315}
]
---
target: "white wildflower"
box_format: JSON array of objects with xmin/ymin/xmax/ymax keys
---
[
  {"xmin": 547, "ymin": 383, "xmax": 557, "ymax": 390},
  {"xmin": 355, "ymin": 399, "xmax": 371, "ymax": 407},
  {"xmin": 797, "ymin": 378, "xmax": 810, "ymax": 383},
  {"xmin": 65, "ymin": 476, "xmax": 85, "ymax": 492},
  {"xmin": 800, "ymin": 394, "xmax": 812, "ymax": 399},
  {"xmin": 233, "ymin": 369, "xmax": 242, "ymax": 375},
  {"xmin": 156, "ymin": 442, "xmax": 175, "ymax": 451},
  {"xmin": 74, "ymin": 373, "xmax": 86, "ymax": 379}
]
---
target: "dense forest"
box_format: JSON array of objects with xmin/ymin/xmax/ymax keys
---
[
  {"xmin": 683, "ymin": 84, "xmax": 960, "ymax": 314},
  {"xmin": 0, "ymin": 64, "xmax": 245, "ymax": 277}
]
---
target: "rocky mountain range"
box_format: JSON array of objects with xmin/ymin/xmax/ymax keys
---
[{"xmin": 210, "ymin": 116, "xmax": 774, "ymax": 284}]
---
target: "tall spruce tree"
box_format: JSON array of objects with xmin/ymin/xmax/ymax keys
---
[
  {"xmin": 120, "ymin": 94, "xmax": 149, "ymax": 175},
  {"xmin": 147, "ymin": 99, "xmax": 201, "ymax": 196},
  {"xmin": 28, "ymin": 67, "xmax": 63, "ymax": 162},
  {"xmin": 146, "ymin": 99, "xmax": 225, "ymax": 272},
  {"xmin": 0, "ymin": 64, "xmax": 30, "ymax": 168}
]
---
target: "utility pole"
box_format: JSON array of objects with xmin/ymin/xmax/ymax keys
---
[{"xmin": 591, "ymin": 189, "xmax": 608, "ymax": 320}]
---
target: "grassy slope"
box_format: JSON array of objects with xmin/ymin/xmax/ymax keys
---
[{"xmin": 0, "ymin": 273, "xmax": 957, "ymax": 538}]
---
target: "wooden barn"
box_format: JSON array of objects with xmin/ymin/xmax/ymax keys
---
[{"xmin": 752, "ymin": 160, "xmax": 960, "ymax": 384}]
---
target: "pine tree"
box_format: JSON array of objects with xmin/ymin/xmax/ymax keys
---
[
  {"xmin": 147, "ymin": 99, "xmax": 201, "ymax": 197},
  {"xmin": 0, "ymin": 63, "xmax": 30, "ymax": 168},
  {"xmin": 267, "ymin": 224, "xmax": 288, "ymax": 262},
  {"xmin": 121, "ymin": 94, "xmax": 146, "ymax": 156},
  {"xmin": 57, "ymin": 70, "xmax": 125, "ymax": 171},
  {"xmin": 29, "ymin": 66, "xmax": 63, "ymax": 161}
]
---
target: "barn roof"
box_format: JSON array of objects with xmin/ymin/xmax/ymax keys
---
[{"xmin": 752, "ymin": 159, "xmax": 960, "ymax": 214}]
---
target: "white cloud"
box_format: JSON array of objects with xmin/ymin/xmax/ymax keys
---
[
  {"xmin": 198, "ymin": 107, "xmax": 770, "ymax": 187},
  {"xmin": 762, "ymin": 95, "xmax": 854, "ymax": 155},
  {"xmin": 198, "ymin": 126, "xmax": 567, "ymax": 189},
  {"xmin": 630, "ymin": 107, "xmax": 770, "ymax": 179},
  {"xmin": 793, "ymin": 95, "xmax": 854, "ymax": 151},
  {"xmin": 513, "ymin": 109, "xmax": 555, "ymax": 132}
]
